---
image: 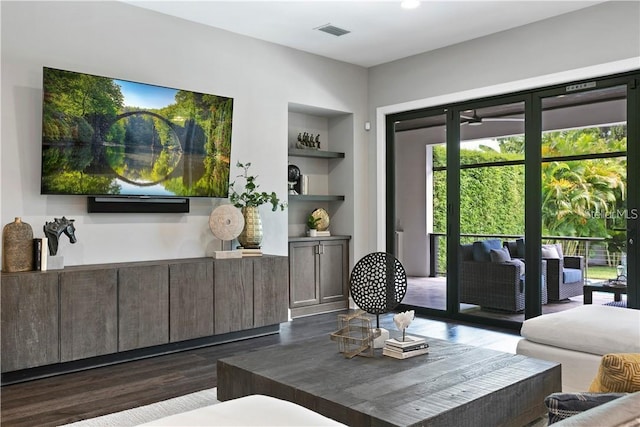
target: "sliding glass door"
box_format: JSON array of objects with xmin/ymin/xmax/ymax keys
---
[
  {"xmin": 537, "ymin": 76, "xmax": 638, "ymax": 313},
  {"xmin": 454, "ymin": 99, "xmax": 530, "ymax": 323},
  {"xmin": 390, "ymin": 110, "xmax": 447, "ymax": 312},
  {"xmin": 387, "ymin": 71, "xmax": 639, "ymax": 326}
]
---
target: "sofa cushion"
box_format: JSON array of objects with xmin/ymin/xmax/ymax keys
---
[
  {"xmin": 140, "ymin": 394, "xmax": 346, "ymax": 426},
  {"xmin": 542, "ymin": 244, "xmax": 561, "ymax": 259},
  {"xmin": 472, "ymin": 239, "xmax": 502, "ymax": 262},
  {"xmin": 544, "ymin": 392, "xmax": 627, "ymax": 424},
  {"xmin": 589, "ymin": 353, "xmax": 640, "ymax": 393},
  {"xmin": 520, "ymin": 305, "xmax": 640, "ymax": 356},
  {"xmin": 490, "ymin": 247, "xmax": 511, "ymax": 263},
  {"xmin": 562, "ymin": 268, "xmax": 582, "ymax": 284}
]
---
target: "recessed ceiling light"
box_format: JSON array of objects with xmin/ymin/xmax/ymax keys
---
[{"xmin": 401, "ymin": 0, "xmax": 421, "ymax": 9}]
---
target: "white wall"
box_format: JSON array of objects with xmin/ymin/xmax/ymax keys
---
[
  {"xmin": 368, "ymin": 1, "xmax": 640, "ymax": 251},
  {"xmin": 0, "ymin": 1, "xmax": 369, "ymax": 266}
]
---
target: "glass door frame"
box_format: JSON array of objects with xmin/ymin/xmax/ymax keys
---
[
  {"xmin": 533, "ymin": 73, "xmax": 639, "ymax": 310},
  {"xmin": 448, "ymin": 94, "xmax": 535, "ymax": 324},
  {"xmin": 386, "ymin": 70, "xmax": 640, "ymax": 328}
]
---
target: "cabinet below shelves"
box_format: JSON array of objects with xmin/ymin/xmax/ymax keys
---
[{"xmin": 288, "ymin": 237, "xmax": 350, "ymax": 318}]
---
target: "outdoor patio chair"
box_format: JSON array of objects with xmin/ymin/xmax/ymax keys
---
[
  {"xmin": 504, "ymin": 240, "xmax": 585, "ymax": 302},
  {"xmin": 459, "ymin": 241, "xmax": 548, "ymax": 313}
]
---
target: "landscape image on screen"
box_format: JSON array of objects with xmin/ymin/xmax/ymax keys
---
[{"xmin": 41, "ymin": 67, "xmax": 233, "ymax": 197}]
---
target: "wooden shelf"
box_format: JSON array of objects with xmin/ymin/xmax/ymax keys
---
[
  {"xmin": 288, "ymin": 195, "xmax": 345, "ymax": 202},
  {"xmin": 288, "ymin": 148, "xmax": 345, "ymax": 159}
]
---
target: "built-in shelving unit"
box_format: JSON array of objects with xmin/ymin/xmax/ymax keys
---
[
  {"xmin": 287, "ymin": 102, "xmax": 354, "ymax": 317},
  {"xmin": 286, "ymin": 102, "xmax": 352, "ymax": 238},
  {"xmin": 288, "ymin": 149, "xmax": 345, "ymax": 159},
  {"xmin": 288, "ymin": 195, "xmax": 345, "ymax": 202}
]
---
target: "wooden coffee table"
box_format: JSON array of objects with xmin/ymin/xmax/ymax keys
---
[
  {"xmin": 218, "ymin": 335, "xmax": 560, "ymax": 427},
  {"xmin": 584, "ymin": 281, "xmax": 627, "ymax": 304}
]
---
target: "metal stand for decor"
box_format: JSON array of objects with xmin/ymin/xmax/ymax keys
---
[{"xmin": 349, "ymin": 252, "xmax": 408, "ymax": 348}]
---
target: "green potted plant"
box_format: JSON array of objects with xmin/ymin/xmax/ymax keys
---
[
  {"xmin": 307, "ymin": 214, "xmax": 321, "ymax": 237},
  {"xmin": 229, "ymin": 162, "xmax": 286, "ymax": 248}
]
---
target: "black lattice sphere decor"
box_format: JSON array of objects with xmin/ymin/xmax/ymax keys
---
[{"xmin": 350, "ymin": 252, "xmax": 407, "ymax": 316}]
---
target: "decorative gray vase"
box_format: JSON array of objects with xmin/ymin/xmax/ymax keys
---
[{"xmin": 238, "ymin": 206, "xmax": 263, "ymax": 249}]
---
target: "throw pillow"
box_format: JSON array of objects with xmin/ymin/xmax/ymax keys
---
[
  {"xmin": 544, "ymin": 392, "xmax": 627, "ymax": 424},
  {"xmin": 589, "ymin": 353, "xmax": 640, "ymax": 393},
  {"xmin": 472, "ymin": 239, "xmax": 502, "ymax": 262},
  {"xmin": 541, "ymin": 244, "xmax": 560, "ymax": 259},
  {"xmin": 490, "ymin": 247, "xmax": 511, "ymax": 263}
]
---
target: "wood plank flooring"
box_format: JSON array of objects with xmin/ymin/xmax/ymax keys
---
[{"xmin": 0, "ymin": 310, "xmax": 521, "ymax": 427}]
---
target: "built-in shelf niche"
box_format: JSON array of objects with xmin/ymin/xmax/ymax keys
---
[{"xmin": 287, "ymin": 103, "xmax": 352, "ymax": 238}]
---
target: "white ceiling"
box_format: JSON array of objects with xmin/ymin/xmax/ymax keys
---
[{"xmin": 124, "ymin": 1, "xmax": 604, "ymax": 67}]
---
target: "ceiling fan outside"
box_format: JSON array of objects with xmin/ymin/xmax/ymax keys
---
[{"xmin": 460, "ymin": 110, "xmax": 524, "ymax": 126}]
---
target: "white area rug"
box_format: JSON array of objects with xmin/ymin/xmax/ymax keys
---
[{"xmin": 63, "ymin": 388, "xmax": 218, "ymax": 427}]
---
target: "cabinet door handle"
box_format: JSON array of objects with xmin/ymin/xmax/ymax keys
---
[{"xmin": 318, "ymin": 244, "xmax": 324, "ymax": 255}]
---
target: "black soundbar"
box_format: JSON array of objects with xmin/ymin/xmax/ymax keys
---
[{"xmin": 87, "ymin": 196, "xmax": 190, "ymax": 213}]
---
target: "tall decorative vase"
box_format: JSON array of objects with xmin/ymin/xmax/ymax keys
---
[
  {"xmin": 238, "ymin": 206, "xmax": 263, "ymax": 249},
  {"xmin": 2, "ymin": 217, "xmax": 34, "ymax": 272}
]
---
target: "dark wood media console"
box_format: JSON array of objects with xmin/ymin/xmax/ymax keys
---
[{"xmin": 1, "ymin": 255, "xmax": 288, "ymax": 384}]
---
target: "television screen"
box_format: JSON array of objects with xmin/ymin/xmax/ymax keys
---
[{"xmin": 41, "ymin": 67, "xmax": 233, "ymax": 197}]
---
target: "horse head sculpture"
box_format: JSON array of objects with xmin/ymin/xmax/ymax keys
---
[{"xmin": 43, "ymin": 217, "xmax": 77, "ymax": 256}]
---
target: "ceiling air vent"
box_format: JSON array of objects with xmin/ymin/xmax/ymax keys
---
[{"xmin": 316, "ymin": 24, "xmax": 350, "ymax": 37}]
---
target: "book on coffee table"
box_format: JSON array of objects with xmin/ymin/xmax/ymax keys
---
[
  {"xmin": 382, "ymin": 346, "xmax": 429, "ymax": 359},
  {"xmin": 385, "ymin": 336, "xmax": 425, "ymax": 348}
]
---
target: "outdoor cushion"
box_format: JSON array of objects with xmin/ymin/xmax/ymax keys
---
[
  {"xmin": 563, "ymin": 268, "xmax": 582, "ymax": 284},
  {"xmin": 554, "ymin": 243, "xmax": 564, "ymax": 259},
  {"xmin": 472, "ymin": 239, "xmax": 502, "ymax": 262},
  {"xmin": 542, "ymin": 244, "xmax": 561, "ymax": 259},
  {"xmin": 516, "ymin": 238, "xmax": 525, "ymax": 258},
  {"xmin": 490, "ymin": 247, "xmax": 511, "ymax": 263},
  {"xmin": 506, "ymin": 258, "xmax": 525, "ymax": 276}
]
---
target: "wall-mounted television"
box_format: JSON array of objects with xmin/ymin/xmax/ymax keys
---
[{"xmin": 41, "ymin": 67, "xmax": 233, "ymax": 199}]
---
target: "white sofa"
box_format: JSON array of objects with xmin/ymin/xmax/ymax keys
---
[
  {"xmin": 138, "ymin": 394, "xmax": 346, "ymax": 426},
  {"xmin": 516, "ymin": 305, "xmax": 640, "ymax": 392}
]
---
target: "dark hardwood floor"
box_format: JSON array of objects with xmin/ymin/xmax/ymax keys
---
[{"xmin": 0, "ymin": 310, "xmax": 522, "ymax": 427}]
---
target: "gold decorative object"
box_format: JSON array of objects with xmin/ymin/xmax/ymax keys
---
[
  {"xmin": 330, "ymin": 310, "xmax": 380, "ymax": 358},
  {"xmin": 238, "ymin": 206, "xmax": 263, "ymax": 249},
  {"xmin": 2, "ymin": 217, "xmax": 34, "ymax": 272},
  {"xmin": 228, "ymin": 161, "xmax": 286, "ymax": 249},
  {"xmin": 311, "ymin": 208, "xmax": 330, "ymax": 231}
]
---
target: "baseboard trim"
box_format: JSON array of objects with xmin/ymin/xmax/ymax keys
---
[{"xmin": 1, "ymin": 325, "xmax": 280, "ymax": 385}]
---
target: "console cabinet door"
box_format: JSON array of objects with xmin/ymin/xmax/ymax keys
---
[
  {"xmin": 289, "ymin": 241, "xmax": 320, "ymax": 308},
  {"xmin": 1, "ymin": 272, "xmax": 59, "ymax": 372},
  {"xmin": 169, "ymin": 260, "xmax": 214, "ymax": 342},
  {"xmin": 60, "ymin": 269, "xmax": 117, "ymax": 362},
  {"xmin": 118, "ymin": 265, "xmax": 169, "ymax": 351},
  {"xmin": 319, "ymin": 240, "xmax": 349, "ymax": 304},
  {"xmin": 214, "ymin": 258, "xmax": 253, "ymax": 334},
  {"xmin": 254, "ymin": 256, "xmax": 288, "ymax": 327}
]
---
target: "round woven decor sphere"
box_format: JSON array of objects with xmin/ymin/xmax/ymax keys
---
[{"xmin": 349, "ymin": 252, "xmax": 407, "ymax": 315}]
